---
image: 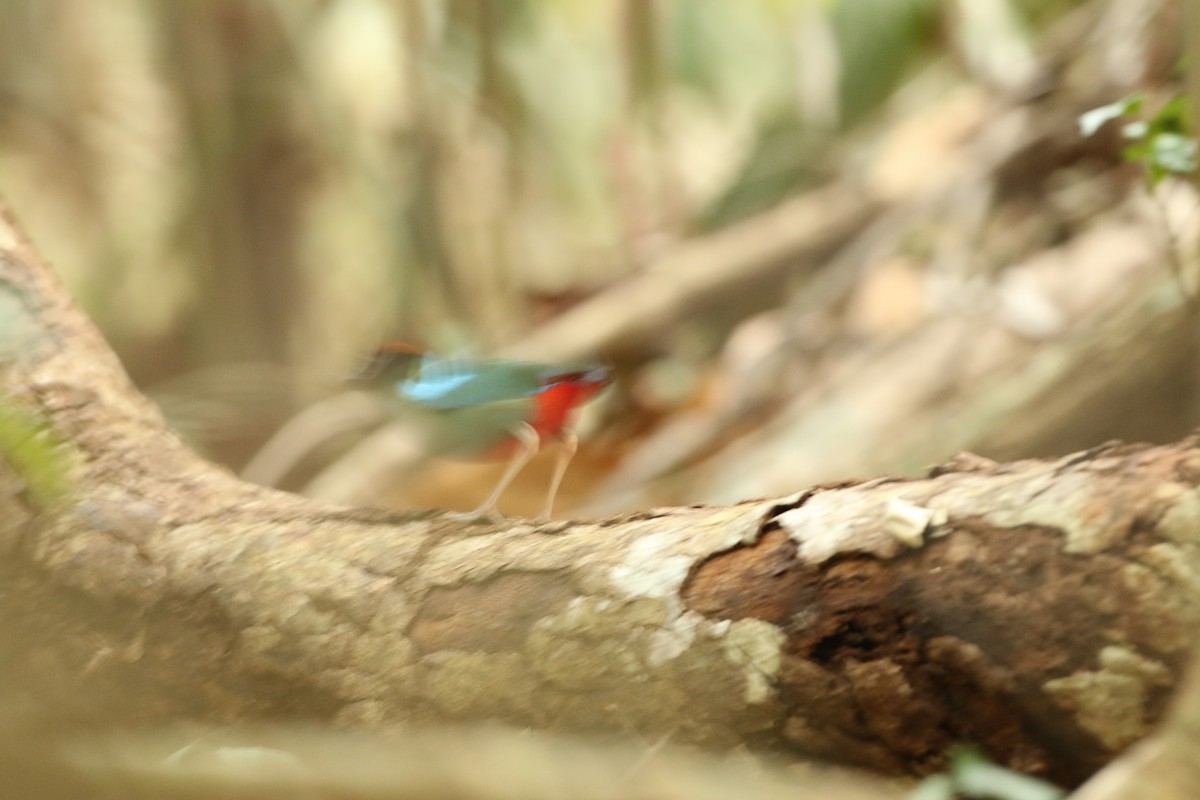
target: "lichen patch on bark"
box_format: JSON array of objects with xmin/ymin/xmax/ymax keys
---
[{"xmin": 720, "ymin": 618, "xmax": 786, "ymax": 704}]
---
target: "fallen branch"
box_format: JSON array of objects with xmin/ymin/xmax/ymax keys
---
[{"xmin": 3, "ymin": 200, "xmax": 1200, "ymax": 791}]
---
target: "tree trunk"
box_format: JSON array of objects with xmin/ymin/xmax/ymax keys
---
[{"xmin": 3, "ymin": 199, "xmax": 1200, "ymax": 792}]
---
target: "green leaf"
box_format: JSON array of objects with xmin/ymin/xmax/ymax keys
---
[
  {"xmin": 947, "ymin": 747, "xmax": 1064, "ymax": 800},
  {"xmin": 1097, "ymin": 93, "xmax": 1198, "ymax": 185},
  {"xmin": 1148, "ymin": 94, "xmax": 1191, "ymax": 135},
  {"xmin": 1121, "ymin": 120, "xmax": 1149, "ymax": 140},
  {"xmin": 1078, "ymin": 93, "xmax": 1144, "ymax": 137},
  {"xmin": 0, "ymin": 405, "xmax": 71, "ymax": 509},
  {"xmin": 1150, "ymin": 132, "xmax": 1198, "ymax": 176}
]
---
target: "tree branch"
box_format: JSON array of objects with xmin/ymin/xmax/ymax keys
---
[{"xmin": 3, "ymin": 198, "xmax": 1199, "ymax": 789}]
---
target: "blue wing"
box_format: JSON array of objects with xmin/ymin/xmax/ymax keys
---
[{"xmin": 397, "ymin": 358, "xmax": 542, "ymax": 410}]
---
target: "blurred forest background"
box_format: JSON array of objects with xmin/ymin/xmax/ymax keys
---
[{"xmin": 0, "ymin": 0, "xmax": 1195, "ymax": 517}]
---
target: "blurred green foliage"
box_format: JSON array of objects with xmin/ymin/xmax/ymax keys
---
[
  {"xmin": 913, "ymin": 746, "xmax": 1063, "ymax": 800},
  {"xmin": 0, "ymin": 403, "xmax": 70, "ymax": 509},
  {"xmin": 1081, "ymin": 93, "xmax": 1197, "ymax": 186}
]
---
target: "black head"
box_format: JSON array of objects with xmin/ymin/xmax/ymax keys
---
[{"xmin": 348, "ymin": 342, "xmax": 426, "ymax": 389}]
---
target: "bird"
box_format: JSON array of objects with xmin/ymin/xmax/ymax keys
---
[{"xmin": 351, "ymin": 343, "xmax": 612, "ymax": 520}]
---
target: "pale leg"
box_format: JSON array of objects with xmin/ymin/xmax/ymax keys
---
[
  {"xmin": 537, "ymin": 428, "xmax": 577, "ymax": 521},
  {"xmin": 447, "ymin": 422, "xmax": 539, "ymax": 520}
]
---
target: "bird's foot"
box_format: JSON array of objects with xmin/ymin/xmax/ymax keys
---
[{"xmin": 443, "ymin": 505, "xmax": 506, "ymax": 524}]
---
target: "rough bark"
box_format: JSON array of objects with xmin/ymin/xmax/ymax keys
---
[
  {"xmin": 4, "ymin": 200, "xmax": 1200, "ymax": 791},
  {"xmin": 1072, "ymin": 647, "xmax": 1200, "ymax": 800}
]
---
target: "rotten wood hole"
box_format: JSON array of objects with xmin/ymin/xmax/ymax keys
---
[{"xmin": 674, "ymin": 482, "xmax": 1178, "ymax": 783}]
